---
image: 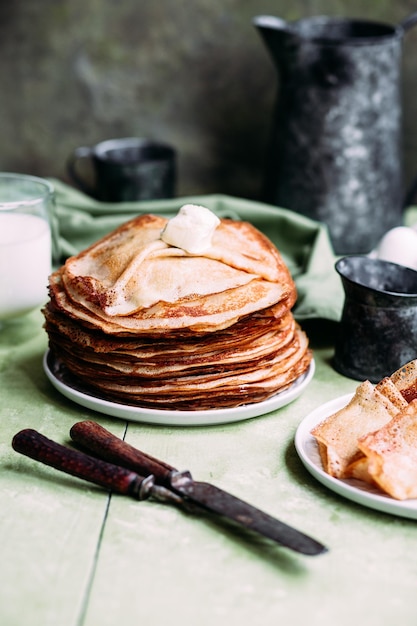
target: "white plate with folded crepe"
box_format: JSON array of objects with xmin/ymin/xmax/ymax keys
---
[{"xmin": 295, "ymin": 394, "xmax": 417, "ymax": 519}]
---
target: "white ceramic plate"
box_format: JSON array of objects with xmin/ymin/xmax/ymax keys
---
[
  {"xmin": 295, "ymin": 394, "xmax": 417, "ymax": 519},
  {"xmin": 43, "ymin": 351, "xmax": 315, "ymax": 427}
]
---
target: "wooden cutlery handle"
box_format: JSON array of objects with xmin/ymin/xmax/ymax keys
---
[
  {"xmin": 12, "ymin": 428, "xmax": 151, "ymax": 498},
  {"xmin": 70, "ymin": 420, "xmax": 175, "ymax": 485}
]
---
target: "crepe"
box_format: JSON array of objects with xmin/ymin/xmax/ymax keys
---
[
  {"xmin": 311, "ymin": 380, "xmax": 400, "ymax": 478},
  {"xmin": 60, "ymin": 214, "xmax": 294, "ymax": 330},
  {"xmin": 311, "ymin": 360, "xmax": 417, "ymax": 499},
  {"xmin": 390, "ymin": 359, "xmax": 417, "ymax": 403},
  {"xmin": 375, "ymin": 377, "xmax": 408, "ymax": 411},
  {"xmin": 357, "ymin": 400, "xmax": 417, "ymax": 500},
  {"xmin": 44, "ymin": 208, "xmax": 312, "ymax": 410}
]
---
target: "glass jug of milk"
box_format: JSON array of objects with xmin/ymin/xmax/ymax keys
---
[{"xmin": 0, "ymin": 173, "xmax": 53, "ymax": 322}]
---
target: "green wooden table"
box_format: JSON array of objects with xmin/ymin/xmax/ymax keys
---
[
  {"xmin": 3, "ymin": 184, "xmax": 417, "ymax": 625},
  {"xmin": 2, "ymin": 310, "xmax": 417, "ymax": 626}
]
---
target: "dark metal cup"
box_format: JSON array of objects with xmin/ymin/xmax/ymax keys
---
[
  {"xmin": 333, "ymin": 255, "xmax": 417, "ymax": 382},
  {"xmin": 67, "ymin": 137, "xmax": 176, "ymax": 202}
]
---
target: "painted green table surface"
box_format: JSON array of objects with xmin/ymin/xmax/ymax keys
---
[{"xmin": 1, "ymin": 310, "xmax": 417, "ymax": 626}]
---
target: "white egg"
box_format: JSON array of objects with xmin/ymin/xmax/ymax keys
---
[{"xmin": 376, "ymin": 226, "xmax": 417, "ymax": 270}]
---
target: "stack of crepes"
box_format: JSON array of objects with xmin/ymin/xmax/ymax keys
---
[{"xmin": 43, "ymin": 205, "xmax": 312, "ymax": 410}]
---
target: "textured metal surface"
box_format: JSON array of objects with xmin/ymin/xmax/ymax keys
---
[
  {"xmin": 255, "ymin": 15, "xmax": 415, "ymax": 254},
  {"xmin": 334, "ymin": 255, "xmax": 417, "ymax": 381}
]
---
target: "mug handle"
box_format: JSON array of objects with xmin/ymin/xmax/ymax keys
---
[{"xmin": 67, "ymin": 146, "xmax": 96, "ymax": 197}]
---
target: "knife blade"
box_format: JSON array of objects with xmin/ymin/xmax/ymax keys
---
[{"xmin": 70, "ymin": 420, "xmax": 327, "ymax": 556}]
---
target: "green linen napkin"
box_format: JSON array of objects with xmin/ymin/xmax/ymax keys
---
[
  {"xmin": 49, "ymin": 178, "xmax": 344, "ymax": 322},
  {"xmin": 404, "ymin": 206, "xmax": 417, "ymax": 227}
]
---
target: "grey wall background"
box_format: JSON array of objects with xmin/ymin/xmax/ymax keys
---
[{"xmin": 2, "ymin": 0, "xmax": 417, "ymax": 202}]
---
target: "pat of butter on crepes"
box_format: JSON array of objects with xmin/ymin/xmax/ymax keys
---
[{"xmin": 161, "ymin": 204, "xmax": 220, "ymax": 254}]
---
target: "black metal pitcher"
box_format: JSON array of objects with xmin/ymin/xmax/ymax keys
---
[{"xmin": 254, "ymin": 12, "xmax": 417, "ymax": 254}]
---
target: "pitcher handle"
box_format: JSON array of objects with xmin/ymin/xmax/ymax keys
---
[
  {"xmin": 400, "ymin": 11, "xmax": 417, "ymax": 206},
  {"xmin": 399, "ymin": 11, "xmax": 417, "ymax": 32},
  {"xmin": 403, "ymin": 180, "xmax": 417, "ymax": 209}
]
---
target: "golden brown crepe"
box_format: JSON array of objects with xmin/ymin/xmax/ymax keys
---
[
  {"xmin": 357, "ymin": 400, "xmax": 417, "ymax": 500},
  {"xmin": 311, "ymin": 360, "xmax": 417, "ymax": 499},
  {"xmin": 44, "ymin": 211, "xmax": 312, "ymax": 410},
  {"xmin": 60, "ymin": 214, "xmax": 294, "ymax": 330},
  {"xmin": 311, "ymin": 380, "xmax": 400, "ymax": 478},
  {"xmin": 390, "ymin": 359, "xmax": 417, "ymax": 403},
  {"xmin": 375, "ymin": 377, "xmax": 408, "ymax": 411}
]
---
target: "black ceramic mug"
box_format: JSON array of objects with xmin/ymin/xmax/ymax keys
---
[
  {"xmin": 333, "ymin": 255, "xmax": 417, "ymax": 382},
  {"xmin": 67, "ymin": 137, "xmax": 176, "ymax": 202}
]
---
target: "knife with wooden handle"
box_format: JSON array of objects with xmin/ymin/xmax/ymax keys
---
[
  {"xmin": 69, "ymin": 420, "xmax": 328, "ymax": 556},
  {"xmin": 12, "ymin": 428, "xmax": 185, "ymax": 507}
]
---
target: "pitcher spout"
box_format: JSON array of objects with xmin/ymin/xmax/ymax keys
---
[{"xmin": 252, "ymin": 15, "xmax": 294, "ymax": 65}]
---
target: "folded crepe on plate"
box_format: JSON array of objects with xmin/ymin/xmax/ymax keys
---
[
  {"xmin": 311, "ymin": 380, "xmax": 401, "ymax": 478},
  {"xmin": 44, "ymin": 204, "xmax": 312, "ymax": 410},
  {"xmin": 311, "ymin": 362, "xmax": 417, "ymax": 499},
  {"xmin": 355, "ymin": 399, "xmax": 417, "ymax": 500},
  {"xmin": 389, "ymin": 359, "xmax": 417, "ymax": 403}
]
